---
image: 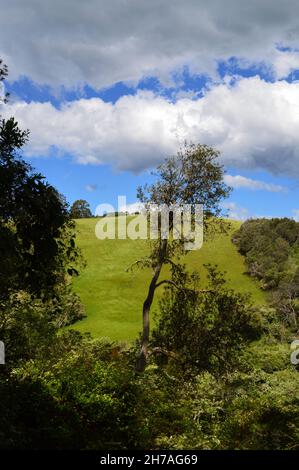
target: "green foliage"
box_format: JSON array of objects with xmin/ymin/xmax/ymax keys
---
[
  {"xmin": 0, "ymin": 292, "xmax": 57, "ymax": 367},
  {"xmin": 233, "ymin": 218, "xmax": 299, "ymax": 289},
  {"xmin": 150, "ymin": 352, "xmax": 299, "ymax": 450},
  {"xmin": 70, "ymin": 199, "xmax": 92, "ymax": 219},
  {"xmin": 0, "ymin": 61, "xmax": 84, "ymax": 328},
  {"xmin": 222, "ymin": 369, "xmax": 299, "ymax": 450},
  {"xmin": 0, "ymin": 289, "xmax": 84, "ymax": 368},
  {"xmin": 156, "ymin": 372, "xmax": 225, "ymax": 450},
  {"xmin": 0, "ymin": 333, "xmax": 185, "ymax": 450},
  {"xmin": 152, "ymin": 264, "xmax": 263, "ymax": 375},
  {"xmin": 233, "ymin": 218, "xmax": 299, "ymax": 331},
  {"xmin": 1, "ymin": 331, "xmax": 298, "ymax": 450},
  {"xmin": 138, "ymin": 142, "xmax": 231, "ymax": 212},
  {"xmin": 0, "ymin": 118, "xmax": 82, "ymax": 299},
  {"xmin": 135, "ymin": 142, "xmax": 232, "ymax": 370}
]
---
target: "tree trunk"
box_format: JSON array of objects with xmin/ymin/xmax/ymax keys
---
[{"xmin": 136, "ymin": 239, "xmax": 167, "ymax": 372}]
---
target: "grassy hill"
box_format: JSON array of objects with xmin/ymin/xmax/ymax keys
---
[{"xmin": 71, "ymin": 217, "xmax": 266, "ymax": 341}]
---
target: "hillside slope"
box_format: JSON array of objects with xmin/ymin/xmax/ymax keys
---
[{"xmin": 71, "ymin": 217, "xmax": 266, "ymax": 341}]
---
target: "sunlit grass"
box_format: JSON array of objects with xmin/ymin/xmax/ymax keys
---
[{"xmin": 70, "ymin": 217, "xmax": 266, "ymax": 341}]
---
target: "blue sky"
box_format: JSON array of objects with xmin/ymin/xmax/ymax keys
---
[{"xmin": 1, "ymin": 1, "xmax": 299, "ymax": 220}]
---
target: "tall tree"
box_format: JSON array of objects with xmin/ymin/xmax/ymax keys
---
[
  {"xmin": 134, "ymin": 143, "xmax": 231, "ymax": 371},
  {"xmin": 0, "ymin": 59, "xmax": 80, "ymax": 299},
  {"xmin": 70, "ymin": 199, "xmax": 92, "ymax": 219}
]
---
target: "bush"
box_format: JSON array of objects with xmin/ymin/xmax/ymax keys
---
[{"xmin": 152, "ymin": 265, "xmax": 263, "ymax": 376}]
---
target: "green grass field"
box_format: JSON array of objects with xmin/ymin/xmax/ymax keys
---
[{"xmin": 71, "ymin": 217, "xmax": 266, "ymax": 341}]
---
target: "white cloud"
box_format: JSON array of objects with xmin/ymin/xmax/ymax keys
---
[
  {"xmin": 85, "ymin": 184, "xmax": 97, "ymax": 192},
  {"xmin": 222, "ymin": 202, "xmax": 250, "ymax": 221},
  {"xmin": 3, "ymin": 76, "xmax": 299, "ymax": 176},
  {"xmin": 1, "ymin": 1, "xmax": 299, "ymax": 88},
  {"xmin": 292, "ymin": 209, "xmax": 299, "ymax": 222},
  {"xmin": 273, "ymin": 50, "xmax": 299, "ymax": 79},
  {"xmin": 224, "ymin": 175, "xmax": 285, "ymax": 192}
]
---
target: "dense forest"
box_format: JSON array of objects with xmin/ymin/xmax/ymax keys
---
[
  {"xmin": 0, "ymin": 59, "xmax": 298, "ymax": 451},
  {"xmin": 233, "ymin": 218, "xmax": 299, "ymax": 333}
]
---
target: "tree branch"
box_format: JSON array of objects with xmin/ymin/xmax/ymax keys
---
[
  {"xmin": 148, "ymin": 346, "xmax": 181, "ymax": 361},
  {"xmin": 154, "ymin": 279, "xmax": 213, "ymax": 294},
  {"xmin": 126, "ymin": 257, "xmax": 151, "ymax": 272},
  {"xmin": 155, "ymin": 279, "xmax": 181, "ymax": 290},
  {"xmin": 164, "ymin": 258, "xmax": 180, "ymax": 269}
]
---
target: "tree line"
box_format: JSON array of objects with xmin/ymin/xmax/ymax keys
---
[{"xmin": 233, "ymin": 218, "xmax": 299, "ymax": 332}]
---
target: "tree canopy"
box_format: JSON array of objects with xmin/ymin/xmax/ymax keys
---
[
  {"xmin": 0, "ymin": 60, "xmax": 82, "ymax": 307},
  {"xmin": 70, "ymin": 199, "xmax": 92, "ymax": 219},
  {"xmin": 134, "ymin": 142, "xmax": 231, "ymax": 371}
]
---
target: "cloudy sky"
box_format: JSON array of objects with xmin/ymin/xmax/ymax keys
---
[{"xmin": 1, "ymin": 0, "xmax": 299, "ymax": 218}]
